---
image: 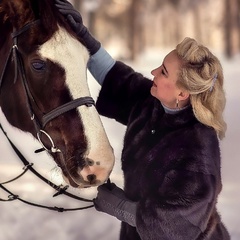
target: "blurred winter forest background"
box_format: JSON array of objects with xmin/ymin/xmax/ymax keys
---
[
  {"xmin": 1, "ymin": 0, "xmax": 240, "ymax": 240},
  {"xmin": 70, "ymin": 0, "xmax": 240, "ymax": 60}
]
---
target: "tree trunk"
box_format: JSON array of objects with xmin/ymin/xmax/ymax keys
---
[
  {"xmin": 128, "ymin": 0, "xmax": 145, "ymax": 61},
  {"xmin": 224, "ymin": 0, "xmax": 240, "ymax": 58}
]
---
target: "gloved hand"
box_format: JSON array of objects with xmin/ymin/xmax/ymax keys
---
[
  {"xmin": 94, "ymin": 182, "xmax": 137, "ymax": 227},
  {"xmin": 55, "ymin": 0, "xmax": 101, "ymax": 55}
]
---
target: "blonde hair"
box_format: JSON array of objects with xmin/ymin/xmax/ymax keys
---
[{"xmin": 175, "ymin": 37, "xmax": 227, "ymax": 139}]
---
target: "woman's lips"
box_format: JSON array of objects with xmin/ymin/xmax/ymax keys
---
[{"xmin": 153, "ymin": 82, "xmax": 157, "ymax": 87}]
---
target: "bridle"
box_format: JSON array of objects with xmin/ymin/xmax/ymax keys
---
[
  {"xmin": 0, "ymin": 20, "xmax": 95, "ymax": 153},
  {"xmin": 0, "ymin": 20, "xmax": 97, "ymax": 211}
]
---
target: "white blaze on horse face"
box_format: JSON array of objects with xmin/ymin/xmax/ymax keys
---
[{"xmin": 38, "ymin": 26, "xmax": 114, "ymax": 187}]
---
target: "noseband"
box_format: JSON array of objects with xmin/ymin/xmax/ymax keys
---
[{"xmin": 0, "ymin": 20, "xmax": 95, "ymax": 153}]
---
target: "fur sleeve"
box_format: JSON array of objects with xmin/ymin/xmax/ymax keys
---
[{"xmin": 96, "ymin": 61, "xmax": 152, "ymax": 125}]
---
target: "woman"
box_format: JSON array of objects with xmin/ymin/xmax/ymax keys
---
[{"xmin": 55, "ymin": 1, "xmax": 230, "ymax": 239}]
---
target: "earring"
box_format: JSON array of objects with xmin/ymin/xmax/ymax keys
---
[{"xmin": 176, "ymin": 99, "xmax": 179, "ymax": 109}]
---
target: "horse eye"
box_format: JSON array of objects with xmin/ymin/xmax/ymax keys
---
[{"xmin": 31, "ymin": 60, "xmax": 46, "ymax": 71}]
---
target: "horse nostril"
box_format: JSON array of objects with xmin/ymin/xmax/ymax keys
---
[
  {"xmin": 86, "ymin": 158, "xmax": 94, "ymax": 166},
  {"xmin": 87, "ymin": 174, "xmax": 96, "ymax": 183}
]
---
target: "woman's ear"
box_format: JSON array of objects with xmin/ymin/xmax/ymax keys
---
[{"xmin": 178, "ymin": 90, "xmax": 190, "ymax": 101}]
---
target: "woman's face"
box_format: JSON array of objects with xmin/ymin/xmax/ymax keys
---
[{"xmin": 150, "ymin": 50, "xmax": 183, "ymax": 108}]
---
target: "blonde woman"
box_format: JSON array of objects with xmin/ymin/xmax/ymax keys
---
[{"xmin": 56, "ymin": 1, "xmax": 230, "ymax": 239}]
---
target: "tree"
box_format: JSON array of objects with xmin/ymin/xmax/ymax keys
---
[
  {"xmin": 128, "ymin": 0, "xmax": 145, "ymax": 60},
  {"xmin": 224, "ymin": 0, "xmax": 240, "ymax": 58}
]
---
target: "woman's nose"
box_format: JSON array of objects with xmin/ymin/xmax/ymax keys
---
[
  {"xmin": 151, "ymin": 68, "xmax": 156, "ymax": 76},
  {"xmin": 151, "ymin": 67, "xmax": 159, "ymax": 76}
]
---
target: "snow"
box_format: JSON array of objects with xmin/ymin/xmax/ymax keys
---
[{"xmin": 0, "ymin": 49, "xmax": 240, "ymax": 240}]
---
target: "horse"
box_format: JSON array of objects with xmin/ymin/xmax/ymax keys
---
[{"xmin": 0, "ymin": 0, "xmax": 114, "ymax": 189}]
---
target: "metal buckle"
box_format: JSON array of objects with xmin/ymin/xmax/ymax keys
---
[{"xmin": 37, "ymin": 130, "xmax": 61, "ymax": 153}]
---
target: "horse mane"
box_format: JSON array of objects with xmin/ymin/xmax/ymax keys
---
[
  {"xmin": 0, "ymin": 0, "xmax": 35, "ymax": 29},
  {"xmin": 0, "ymin": 0, "xmax": 79, "ymax": 43}
]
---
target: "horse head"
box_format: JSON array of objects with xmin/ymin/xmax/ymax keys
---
[{"xmin": 0, "ymin": 0, "xmax": 115, "ymax": 188}]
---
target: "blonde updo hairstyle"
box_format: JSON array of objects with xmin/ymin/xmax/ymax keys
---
[{"xmin": 176, "ymin": 37, "xmax": 226, "ymax": 139}]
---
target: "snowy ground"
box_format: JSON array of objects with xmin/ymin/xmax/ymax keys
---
[{"xmin": 0, "ymin": 49, "xmax": 239, "ymax": 240}]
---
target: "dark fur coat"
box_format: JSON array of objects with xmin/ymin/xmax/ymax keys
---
[{"xmin": 96, "ymin": 61, "xmax": 230, "ymax": 240}]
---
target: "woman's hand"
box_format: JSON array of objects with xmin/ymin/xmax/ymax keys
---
[
  {"xmin": 55, "ymin": 0, "xmax": 100, "ymax": 55},
  {"xmin": 94, "ymin": 182, "xmax": 137, "ymax": 227}
]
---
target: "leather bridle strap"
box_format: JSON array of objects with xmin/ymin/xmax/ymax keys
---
[
  {"xmin": 13, "ymin": 37, "xmax": 43, "ymax": 133},
  {"xmin": 0, "ymin": 184, "xmax": 93, "ymax": 212},
  {"xmin": 42, "ymin": 96, "xmax": 95, "ymax": 128},
  {"xmin": 0, "ymin": 45, "xmax": 13, "ymax": 90},
  {"xmin": 7, "ymin": 20, "xmax": 95, "ymax": 153},
  {"xmin": 11, "ymin": 20, "xmax": 41, "ymax": 38},
  {"xmin": 0, "ymin": 21, "xmax": 41, "ymax": 90}
]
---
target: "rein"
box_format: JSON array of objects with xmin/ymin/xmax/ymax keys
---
[{"xmin": 0, "ymin": 123, "xmax": 94, "ymax": 212}]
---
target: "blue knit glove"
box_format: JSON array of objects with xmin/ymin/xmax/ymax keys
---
[
  {"xmin": 55, "ymin": 0, "xmax": 100, "ymax": 55},
  {"xmin": 94, "ymin": 182, "xmax": 137, "ymax": 227}
]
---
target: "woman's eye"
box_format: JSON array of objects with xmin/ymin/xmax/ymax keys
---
[
  {"xmin": 31, "ymin": 60, "xmax": 46, "ymax": 71},
  {"xmin": 161, "ymin": 69, "xmax": 165, "ymax": 75}
]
